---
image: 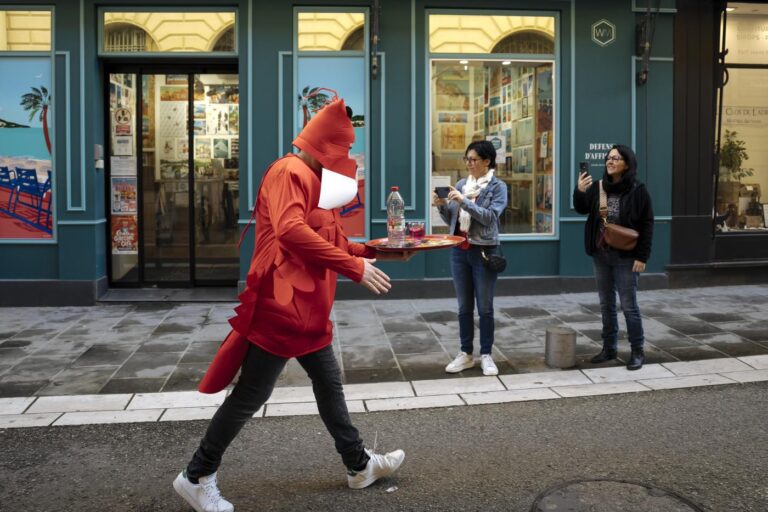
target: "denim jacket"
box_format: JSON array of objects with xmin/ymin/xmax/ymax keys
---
[{"xmin": 437, "ymin": 176, "xmax": 507, "ymax": 246}]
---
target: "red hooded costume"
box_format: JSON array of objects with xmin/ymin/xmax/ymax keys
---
[{"xmin": 198, "ymin": 97, "xmax": 374, "ymax": 394}]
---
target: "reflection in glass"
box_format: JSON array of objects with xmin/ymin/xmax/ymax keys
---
[
  {"xmin": 193, "ymin": 74, "xmax": 240, "ymax": 281},
  {"xmin": 102, "ymin": 12, "xmax": 236, "ymax": 53},
  {"xmin": 0, "ymin": 11, "xmax": 52, "ymax": 51},
  {"xmin": 429, "ymin": 14, "xmax": 556, "ymax": 54},
  {"xmin": 142, "ymin": 74, "xmax": 191, "ymax": 282},
  {"xmin": 430, "ymin": 60, "xmax": 555, "ymax": 236},
  {"xmin": 297, "ymin": 12, "xmax": 365, "ymax": 51}
]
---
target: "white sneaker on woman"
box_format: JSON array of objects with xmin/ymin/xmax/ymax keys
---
[
  {"xmin": 445, "ymin": 352, "xmax": 474, "ymax": 373},
  {"xmin": 480, "ymin": 354, "xmax": 499, "ymax": 376},
  {"xmin": 173, "ymin": 471, "xmax": 234, "ymax": 512},
  {"xmin": 347, "ymin": 449, "xmax": 405, "ymax": 489}
]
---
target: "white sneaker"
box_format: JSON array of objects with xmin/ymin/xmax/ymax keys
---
[
  {"xmin": 445, "ymin": 352, "xmax": 474, "ymax": 373},
  {"xmin": 347, "ymin": 449, "xmax": 405, "ymax": 489},
  {"xmin": 173, "ymin": 471, "xmax": 234, "ymax": 512},
  {"xmin": 480, "ymin": 354, "xmax": 499, "ymax": 376}
]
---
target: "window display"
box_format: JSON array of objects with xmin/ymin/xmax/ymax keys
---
[
  {"xmin": 430, "ymin": 60, "xmax": 555, "ymax": 235},
  {"xmin": 715, "ymin": 5, "xmax": 768, "ymax": 232}
]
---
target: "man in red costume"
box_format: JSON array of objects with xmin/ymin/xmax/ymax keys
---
[{"xmin": 173, "ymin": 96, "xmax": 405, "ymax": 512}]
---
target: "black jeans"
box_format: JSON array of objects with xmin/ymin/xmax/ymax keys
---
[{"xmin": 186, "ymin": 343, "xmax": 368, "ymax": 479}]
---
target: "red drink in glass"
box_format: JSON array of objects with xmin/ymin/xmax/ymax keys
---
[{"xmin": 408, "ymin": 222, "xmax": 425, "ymax": 241}]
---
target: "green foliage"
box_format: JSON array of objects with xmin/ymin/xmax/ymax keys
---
[{"xmin": 719, "ymin": 129, "xmax": 753, "ymax": 181}]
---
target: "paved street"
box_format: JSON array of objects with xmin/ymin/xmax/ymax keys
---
[
  {"xmin": 1, "ymin": 383, "xmax": 765, "ymax": 511},
  {"xmin": 1, "ymin": 285, "xmax": 767, "ymax": 398}
]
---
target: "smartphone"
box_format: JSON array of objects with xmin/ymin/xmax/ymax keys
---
[
  {"xmin": 578, "ymin": 161, "xmax": 589, "ymax": 178},
  {"xmin": 434, "ymin": 186, "xmax": 451, "ymax": 199}
]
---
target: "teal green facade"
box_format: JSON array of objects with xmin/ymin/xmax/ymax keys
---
[{"xmin": 0, "ymin": 0, "xmax": 677, "ymax": 304}]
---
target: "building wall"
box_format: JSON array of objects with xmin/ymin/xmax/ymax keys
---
[{"xmin": 0, "ymin": 0, "xmax": 678, "ymax": 304}]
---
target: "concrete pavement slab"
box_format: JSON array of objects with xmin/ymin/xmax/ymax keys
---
[
  {"xmin": 552, "ymin": 381, "xmax": 650, "ymax": 397},
  {"xmin": 719, "ymin": 368, "xmax": 768, "ymax": 383},
  {"xmin": 461, "ymin": 387, "xmax": 559, "ymax": 405},
  {"xmin": 365, "ymin": 394, "xmax": 465, "ymax": 411},
  {"xmin": 581, "ymin": 364, "xmax": 675, "ymax": 383},
  {"xmin": 738, "ymin": 354, "xmax": 768, "ymax": 369},
  {"xmin": 53, "ymin": 409, "xmax": 161, "ymax": 426},
  {"xmin": 0, "ymin": 396, "xmax": 35, "ymax": 415},
  {"xmin": 28, "ymin": 393, "xmax": 132, "ymax": 414},
  {"xmin": 412, "ymin": 376, "xmax": 505, "ymax": 396},
  {"xmin": 639, "ymin": 374, "xmax": 736, "ymax": 390},
  {"xmin": 127, "ymin": 390, "xmax": 227, "ymax": 410},
  {"xmin": 499, "ymin": 370, "xmax": 592, "ymax": 389},
  {"xmin": 661, "ymin": 357, "xmax": 753, "ymax": 376},
  {"xmin": 0, "ymin": 412, "xmax": 59, "ymax": 428}
]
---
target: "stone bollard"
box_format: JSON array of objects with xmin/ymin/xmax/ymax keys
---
[{"xmin": 545, "ymin": 326, "xmax": 577, "ymax": 368}]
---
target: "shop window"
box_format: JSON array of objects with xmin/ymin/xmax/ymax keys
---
[
  {"xmin": 428, "ymin": 14, "xmax": 556, "ymax": 54},
  {"xmin": 428, "ymin": 13, "xmax": 556, "ymax": 237},
  {"xmin": 430, "ymin": 60, "xmax": 555, "ymax": 236},
  {"xmin": 101, "ymin": 11, "xmax": 236, "ymax": 53},
  {"xmin": 297, "ymin": 12, "xmax": 365, "ymax": 51},
  {"xmin": 715, "ymin": 3, "xmax": 768, "ymax": 233},
  {"xmin": 295, "ymin": 10, "xmax": 367, "ymax": 238},
  {"xmin": 0, "ymin": 10, "xmax": 51, "ymax": 51}
]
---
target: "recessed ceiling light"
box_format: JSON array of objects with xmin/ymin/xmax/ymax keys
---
[
  {"xmin": 459, "ymin": 60, "xmax": 468, "ymax": 64},
  {"xmin": 725, "ymin": 6, "xmax": 735, "ymax": 11},
  {"xmin": 502, "ymin": 61, "xmax": 511, "ymax": 65}
]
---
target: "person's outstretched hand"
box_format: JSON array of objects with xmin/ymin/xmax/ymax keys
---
[{"xmin": 360, "ymin": 258, "xmax": 392, "ymax": 295}]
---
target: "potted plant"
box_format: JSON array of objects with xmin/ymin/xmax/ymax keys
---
[{"xmin": 717, "ymin": 129, "xmax": 752, "ymax": 213}]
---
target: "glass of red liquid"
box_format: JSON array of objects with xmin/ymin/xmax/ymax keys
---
[{"xmin": 407, "ymin": 221, "xmax": 426, "ymax": 242}]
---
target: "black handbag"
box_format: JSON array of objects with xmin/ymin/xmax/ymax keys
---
[{"xmin": 481, "ymin": 246, "xmax": 507, "ymax": 273}]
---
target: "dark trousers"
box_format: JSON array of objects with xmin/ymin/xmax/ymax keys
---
[
  {"xmin": 593, "ymin": 249, "xmax": 645, "ymax": 351},
  {"xmin": 186, "ymin": 343, "xmax": 367, "ymax": 479},
  {"xmin": 451, "ymin": 245, "xmax": 498, "ymax": 355}
]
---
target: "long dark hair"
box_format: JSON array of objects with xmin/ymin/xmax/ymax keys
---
[
  {"xmin": 465, "ymin": 140, "xmax": 497, "ymax": 169},
  {"xmin": 603, "ymin": 144, "xmax": 637, "ymax": 192}
]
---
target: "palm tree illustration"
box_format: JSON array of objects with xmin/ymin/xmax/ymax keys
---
[
  {"xmin": 20, "ymin": 86, "xmax": 52, "ymax": 155},
  {"xmin": 298, "ymin": 86, "xmax": 330, "ymax": 127}
]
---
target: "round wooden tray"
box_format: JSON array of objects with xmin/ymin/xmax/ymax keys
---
[{"xmin": 365, "ymin": 234, "xmax": 465, "ymax": 252}]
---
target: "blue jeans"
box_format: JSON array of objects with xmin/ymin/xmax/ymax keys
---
[
  {"xmin": 186, "ymin": 343, "xmax": 367, "ymax": 478},
  {"xmin": 451, "ymin": 245, "xmax": 499, "ymax": 355},
  {"xmin": 592, "ymin": 249, "xmax": 645, "ymax": 350}
]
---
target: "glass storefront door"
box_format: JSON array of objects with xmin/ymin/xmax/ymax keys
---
[{"xmin": 107, "ymin": 69, "xmax": 239, "ymax": 286}]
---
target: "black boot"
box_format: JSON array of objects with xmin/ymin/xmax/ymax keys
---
[
  {"xmin": 590, "ymin": 348, "xmax": 617, "ymax": 364},
  {"xmin": 627, "ymin": 348, "xmax": 645, "ymax": 371}
]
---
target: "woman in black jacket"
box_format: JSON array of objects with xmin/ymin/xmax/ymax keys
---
[{"xmin": 573, "ymin": 144, "xmax": 654, "ymax": 370}]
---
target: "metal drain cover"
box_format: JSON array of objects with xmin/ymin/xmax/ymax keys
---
[{"xmin": 531, "ymin": 479, "xmax": 704, "ymax": 512}]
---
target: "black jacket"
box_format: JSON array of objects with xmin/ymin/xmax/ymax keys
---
[{"xmin": 572, "ymin": 180, "xmax": 654, "ymax": 263}]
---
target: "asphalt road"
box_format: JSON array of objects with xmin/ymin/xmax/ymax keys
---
[{"xmin": 1, "ymin": 383, "xmax": 766, "ymax": 511}]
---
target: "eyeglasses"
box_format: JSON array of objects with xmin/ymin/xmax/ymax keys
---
[
  {"xmin": 463, "ymin": 157, "xmax": 482, "ymax": 164},
  {"xmin": 606, "ymin": 155, "xmax": 624, "ymax": 162}
]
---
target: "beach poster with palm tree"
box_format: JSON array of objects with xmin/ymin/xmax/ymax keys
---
[
  {"xmin": 0, "ymin": 57, "xmax": 54, "ymax": 239},
  {"xmin": 297, "ymin": 57, "xmax": 366, "ymax": 238}
]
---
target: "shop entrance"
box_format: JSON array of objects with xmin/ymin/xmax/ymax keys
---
[{"xmin": 106, "ymin": 66, "xmax": 240, "ymax": 286}]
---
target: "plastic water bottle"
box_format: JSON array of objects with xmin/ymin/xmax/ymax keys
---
[{"xmin": 386, "ymin": 186, "xmax": 406, "ymax": 248}]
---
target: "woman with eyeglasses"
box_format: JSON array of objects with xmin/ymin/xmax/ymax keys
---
[
  {"xmin": 573, "ymin": 144, "xmax": 654, "ymax": 370},
  {"xmin": 432, "ymin": 140, "xmax": 508, "ymax": 376}
]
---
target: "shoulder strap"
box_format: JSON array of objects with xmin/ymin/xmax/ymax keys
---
[
  {"xmin": 598, "ymin": 180, "xmax": 608, "ymax": 221},
  {"xmin": 237, "ymin": 155, "xmax": 286, "ymax": 248}
]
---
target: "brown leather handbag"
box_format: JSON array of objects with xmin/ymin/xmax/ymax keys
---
[{"xmin": 599, "ymin": 181, "xmax": 639, "ymax": 251}]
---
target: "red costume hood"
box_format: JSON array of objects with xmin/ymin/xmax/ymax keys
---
[{"xmin": 292, "ymin": 96, "xmax": 356, "ymax": 180}]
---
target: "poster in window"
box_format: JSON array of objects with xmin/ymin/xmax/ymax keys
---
[
  {"xmin": 441, "ymin": 124, "xmax": 466, "ymax": 151},
  {"xmin": 111, "ymin": 215, "xmax": 138, "ymax": 254},
  {"xmin": 213, "ymin": 138, "xmax": 229, "ymax": 159},
  {"xmin": 111, "ymin": 178, "xmax": 137, "ymax": 214},
  {"xmin": 296, "ymin": 56, "xmax": 367, "ymax": 238},
  {"xmin": 195, "ymin": 138, "xmax": 212, "ymax": 159},
  {"xmin": 113, "ymin": 135, "xmax": 133, "ymax": 156},
  {"xmin": 0, "ymin": 57, "xmax": 54, "ymax": 239},
  {"xmin": 436, "ymin": 79, "xmax": 470, "ymax": 111}
]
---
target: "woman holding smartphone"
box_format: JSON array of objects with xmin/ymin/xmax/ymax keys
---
[
  {"xmin": 573, "ymin": 145, "xmax": 654, "ymax": 370},
  {"xmin": 432, "ymin": 140, "xmax": 507, "ymax": 376}
]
